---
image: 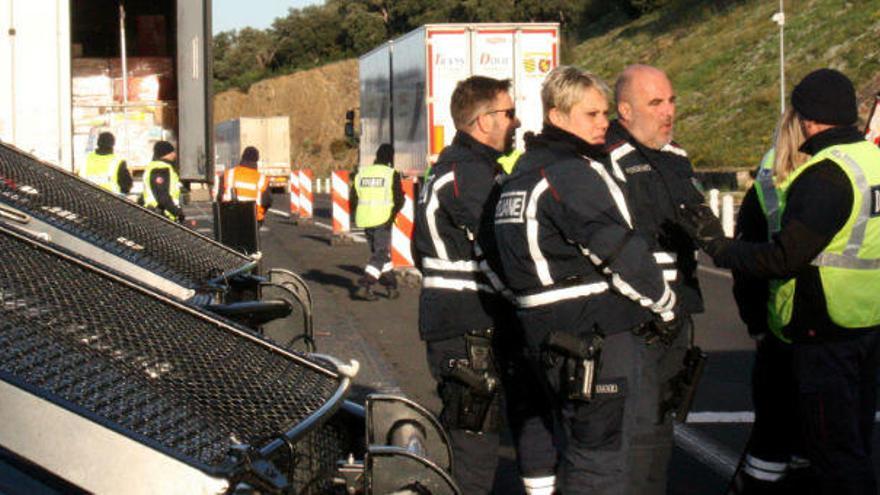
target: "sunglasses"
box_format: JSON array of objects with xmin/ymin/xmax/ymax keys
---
[
  {"xmin": 469, "ymin": 108, "xmax": 516, "ymax": 125},
  {"xmin": 486, "ymin": 108, "xmax": 516, "ymax": 119}
]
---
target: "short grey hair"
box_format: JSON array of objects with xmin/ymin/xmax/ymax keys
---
[{"xmin": 541, "ymin": 66, "xmax": 610, "ymax": 124}]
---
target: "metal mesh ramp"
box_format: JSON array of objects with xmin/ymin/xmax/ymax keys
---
[
  {"xmin": 0, "ymin": 223, "xmax": 351, "ymax": 489},
  {"xmin": 0, "ymin": 142, "xmax": 251, "ymax": 290}
]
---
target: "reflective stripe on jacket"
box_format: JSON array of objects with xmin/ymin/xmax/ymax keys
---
[
  {"xmin": 770, "ymin": 141, "xmax": 880, "ymax": 331},
  {"xmin": 222, "ymin": 165, "xmax": 269, "ymax": 221}
]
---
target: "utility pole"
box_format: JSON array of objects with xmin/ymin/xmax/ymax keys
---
[{"xmin": 772, "ymin": 0, "xmax": 786, "ymax": 114}]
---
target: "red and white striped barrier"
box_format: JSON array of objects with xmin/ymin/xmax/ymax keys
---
[
  {"xmin": 298, "ymin": 169, "xmax": 314, "ymax": 220},
  {"xmin": 289, "ymin": 171, "xmax": 300, "ymax": 216},
  {"xmin": 331, "ymin": 170, "xmax": 350, "ymax": 234},
  {"xmin": 391, "ymin": 178, "xmax": 415, "ymax": 268}
]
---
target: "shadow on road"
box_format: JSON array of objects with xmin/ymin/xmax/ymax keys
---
[
  {"xmin": 301, "ymin": 268, "xmax": 357, "ymax": 295},
  {"xmin": 301, "ymin": 234, "xmax": 331, "ymax": 245},
  {"xmin": 337, "ymin": 264, "xmax": 363, "ymax": 276}
]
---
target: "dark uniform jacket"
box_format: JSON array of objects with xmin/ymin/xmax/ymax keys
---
[
  {"xmin": 414, "ymin": 132, "xmax": 503, "ymax": 342},
  {"xmin": 493, "ymin": 125, "xmax": 676, "ymax": 343},
  {"xmin": 147, "ymin": 160, "xmax": 184, "ymax": 221},
  {"xmin": 731, "ymin": 186, "xmax": 772, "ymax": 337},
  {"xmin": 606, "ymin": 121, "xmax": 705, "ymax": 315},
  {"xmin": 715, "ymin": 126, "xmax": 875, "ymax": 342}
]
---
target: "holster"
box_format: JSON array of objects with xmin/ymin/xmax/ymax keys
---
[
  {"xmin": 633, "ymin": 318, "xmax": 683, "ymax": 347},
  {"xmin": 439, "ymin": 328, "xmax": 499, "ymax": 433},
  {"xmin": 542, "ymin": 331, "xmax": 603, "ymax": 402},
  {"xmin": 660, "ymin": 346, "xmax": 707, "ymax": 423}
]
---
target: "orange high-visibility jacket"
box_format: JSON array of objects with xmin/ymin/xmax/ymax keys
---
[{"xmin": 222, "ymin": 165, "xmax": 269, "ymax": 221}]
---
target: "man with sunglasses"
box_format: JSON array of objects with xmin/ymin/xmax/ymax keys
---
[{"xmin": 415, "ymin": 75, "xmax": 554, "ymax": 494}]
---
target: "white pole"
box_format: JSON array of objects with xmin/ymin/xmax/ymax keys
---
[
  {"xmin": 119, "ymin": 2, "xmax": 128, "ymax": 106},
  {"xmin": 709, "ymin": 189, "xmax": 720, "ymax": 217},
  {"xmin": 722, "ymin": 194, "xmax": 735, "ymax": 237},
  {"xmin": 773, "ymin": 0, "xmax": 786, "ymax": 114}
]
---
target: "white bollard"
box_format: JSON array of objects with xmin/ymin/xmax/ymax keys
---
[
  {"xmin": 709, "ymin": 189, "xmax": 720, "ymax": 217},
  {"xmin": 721, "ymin": 194, "xmax": 735, "ymax": 238}
]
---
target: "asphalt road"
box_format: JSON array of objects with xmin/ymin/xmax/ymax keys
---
[{"xmin": 185, "ymin": 193, "xmax": 880, "ymax": 494}]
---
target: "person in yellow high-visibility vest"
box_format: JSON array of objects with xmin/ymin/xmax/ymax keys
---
[
  {"xmin": 350, "ymin": 143, "xmax": 403, "ymax": 300},
  {"xmin": 681, "ymin": 69, "xmax": 880, "ymax": 494},
  {"xmin": 141, "ymin": 140, "xmax": 184, "ymax": 223},
  {"xmin": 79, "ymin": 132, "xmax": 132, "ymax": 195},
  {"xmin": 727, "ymin": 108, "xmax": 811, "ymax": 494},
  {"xmin": 216, "ymin": 146, "xmax": 272, "ymax": 228}
]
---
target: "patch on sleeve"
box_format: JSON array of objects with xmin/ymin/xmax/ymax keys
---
[
  {"xmin": 871, "ymin": 185, "xmax": 880, "ymax": 217},
  {"xmin": 494, "ymin": 191, "xmax": 527, "ymax": 224}
]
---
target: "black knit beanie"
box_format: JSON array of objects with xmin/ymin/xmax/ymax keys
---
[
  {"xmin": 791, "ymin": 68, "xmax": 857, "ymax": 126},
  {"xmin": 153, "ymin": 140, "xmax": 175, "ymax": 160},
  {"xmin": 241, "ymin": 146, "xmax": 260, "ymax": 165}
]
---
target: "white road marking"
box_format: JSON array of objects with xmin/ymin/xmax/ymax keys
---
[
  {"xmin": 268, "ymin": 208, "xmax": 291, "ymax": 218},
  {"xmin": 196, "ymin": 228, "xmax": 212, "ymax": 234},
  {"xmin": 687, "ymin": 411, "xmax": 754, "ymax": 423},
  {"xmin": 688, "ymin": 411, "xmax": 880, "ymax": 423}
]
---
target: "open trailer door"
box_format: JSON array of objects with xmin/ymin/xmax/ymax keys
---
[{"xmin": 176, "ymin": 0, "xmax": 213, "ymax": 182}]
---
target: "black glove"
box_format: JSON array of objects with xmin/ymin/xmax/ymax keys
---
[
  {"xmin": 635, "ymin": 317, "xmax": 684, "ymax": 347},
  {"xmin": 677, "ymin": 203, "xmax": 726, "ymax": 254}
]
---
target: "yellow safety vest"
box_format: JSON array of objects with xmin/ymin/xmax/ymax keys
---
[
  {"xmin": 770, "ymin": 140, "xmax": 880, "ymax": 333},
  {"xmin": 142, "ymin": 161, "xmax": 181, "ymax": 221},
  {"xmin": 81, "ymin": 152, "xmax": 124, "ymax": 193},
  {"xmin": 497, "ymin": 149, "xmax": 523, "ymax": 175},
  {"xmin": 752, "ymin": 148, "xmax": 791, "ymax": 341},
  {"xmin": 354, "ymin": 164, "xmax": 395, "ymax": 228}
]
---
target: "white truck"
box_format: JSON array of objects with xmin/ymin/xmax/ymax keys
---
[
  {"xmin": 0, "ymin": 0, "xmax": 213, "ymax": 182},
  {"xmin": 358, "ymin": 23, "xmax": 560, "ymax": 176},
  {"xmin": 215, "ymin": 116, "xmax": 292, "ymax": 190}
]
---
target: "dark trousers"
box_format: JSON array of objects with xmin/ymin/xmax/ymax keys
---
[
  {"xmin": 425, "ymin": 329, "xmax": 556, "ymax": 494},
  {"xmin": 363, "ymin": 225, "xmax": 394, "ymax": 287},
  {"xmin": 517, "ymin": 301, "xmax": 687, "ymax": 495},
  {"xmin": 732, "ymin": 335, "xmax": 801, "ymax": 492},
  {"xmin": 546, "ymin": 330, "xmax": 684, "ymax": 495},
  {"xmin": 792, "ymin": 332, "xmax": 880, "ymax": 495}
]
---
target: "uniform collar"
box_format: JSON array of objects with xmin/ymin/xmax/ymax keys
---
[
  {"xmin": 799, "ymin": 125, "xmax": 864, "ymax": 156},
  {"xmin": 453, "ymin": 131, "xmax": 504, "ymax": 163},
  {"xmin": 528, "ymin": 124, "xmax": 608, "ymax": 161}
]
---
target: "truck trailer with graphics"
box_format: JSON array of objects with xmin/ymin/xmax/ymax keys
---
[{"xmin": 358, "ymin": 23, "xmax": 560, "ymax": 176}]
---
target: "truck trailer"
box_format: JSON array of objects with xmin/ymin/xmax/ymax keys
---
[
  {"xmin": 215, "ymin": 116, "xmax": 292, "ymax": 190},
  {"xmin": 358, "ymin": 23, "xmax": 560, "ymax": 176},
  {"xmin": 0, "ymin": 0, "xmax": 213, "ymax": 183}
]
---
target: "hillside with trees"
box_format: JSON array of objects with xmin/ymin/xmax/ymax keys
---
[{"xmin": 213, "ymin": 0, "xmax": 880, "ymax": 173}]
